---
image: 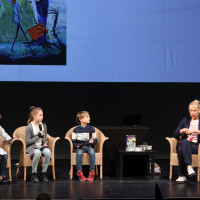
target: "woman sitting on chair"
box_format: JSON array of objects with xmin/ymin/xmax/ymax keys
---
[
  {"xmin": 174, "ymin": 100, "xmax": 200, "ymax": 183},
  {"xmin": 25, "ymin": 106, "xmax": 51, "ymax": 183}
]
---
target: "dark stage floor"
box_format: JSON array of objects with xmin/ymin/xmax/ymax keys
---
[{"xmin": 1, "ymin": 159, "xmax": 200, "ymax": 199}]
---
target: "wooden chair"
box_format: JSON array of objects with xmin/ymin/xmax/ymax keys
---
[
  {"xmin": 166, "ymin": 137, "xmax": 200, "ymax": 182},
  {"xmin": 65, "ymin": 126, "xmax": 109, "ymax": 180},
  {"xmin": 13, "ymin": 126, "xmax": 60, "ymax": 182}
]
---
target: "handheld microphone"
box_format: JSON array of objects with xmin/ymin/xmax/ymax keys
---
[
  {"xmin": 38, "ymin": 124, "xmax": 44, "ymax": 139},
  {"xmin": 39, "ymin": 124, "xmax": 42, "ymax": 131}
]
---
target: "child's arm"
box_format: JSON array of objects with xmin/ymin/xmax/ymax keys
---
[
  {"xmin": 0, "ymin": 126, "xmax": 11, "ymax": 141},
  {"xmin": 25, "ymin": 125, "xmax": 39, "ymax": 146},
  {"xmin": 72, "ymin": 131, "xmax": 81, "ymax": 148},
  {"xmin": 89, "ymin": 128, "xmax": 97, "ymax": 146},
  {"xmin": 42, "ymin": 123, "xmax": 48, "ymax": 147}
]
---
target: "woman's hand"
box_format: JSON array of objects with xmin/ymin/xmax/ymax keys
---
[
  {"xmin": 180, "ymin": 128, "xmax": 189, "ymax": 135},
  {"xmin": 185, "ymin": 129, "xmax": 200, "ymax": 135},
  {"xmin": 185, "ymin": 129, "xmax": 192, "ymax": 135},
  {"xmin": 190, "ymin": 129, "xmax": 200, "ymax": 135}
]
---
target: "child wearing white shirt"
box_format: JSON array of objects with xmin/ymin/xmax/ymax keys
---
[{"xmin": 0, "ymin": 119, "xmax": 12, "ymax": 184}]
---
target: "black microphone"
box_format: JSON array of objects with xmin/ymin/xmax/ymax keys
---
[
  {"xmin": 39, "ymin": 124, "xmax": 42, "ymax": 131},
  {"xmin": 38, "ymin": 124, "xmax": 44, "ymax": 138}
]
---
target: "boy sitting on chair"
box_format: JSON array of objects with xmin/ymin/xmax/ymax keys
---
[{"xmin": 72, "ymin": 111, "xmax": 97, "ymax": 181}]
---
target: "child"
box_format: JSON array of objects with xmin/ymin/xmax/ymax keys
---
[
  {"xmin": 0, "ymin": 113, "xmax": 13, "ymax": 184},
  {"xmin": 72, "ymin": 111, "xmax": 97, "ymax": 181},
  {"xmin": 25, "ymin": 106, "xmax": 51, "ymax": 183}
]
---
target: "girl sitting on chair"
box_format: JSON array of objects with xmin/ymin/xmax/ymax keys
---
[{"xmin": 25, "ymin": 106, "xmax": 51, "ymax": 183}]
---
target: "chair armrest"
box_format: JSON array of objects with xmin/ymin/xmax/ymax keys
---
[
  {"xmin": 13, "ymin": 138, "xmax": 26, "ymax": 155},
  {"xmin": 1, "ymin": 138, "xmax": 18, "ymax": 153},
  {"xmin": 198, "ymin": 143, "xmax": 200, "ymax": 156},
  {"xmin": 166, "ymin": 137, "xmax": 178, "ymax": 153},
  {"xmin": 47, "ymin": 135, "xmax": 60, "ymax": 155},
  {"xmin": 99, "ymin": 137, "xmax": 109, "ymax": 154},
  {"xmin": 65, "ymin": 135, "xmax": 73, "ymax": 149}
]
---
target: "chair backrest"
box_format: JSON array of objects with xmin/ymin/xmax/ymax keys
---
[
  {"xmin": 65, "ymin": 126, "xmax": 104, "ymax": 152},
  {"xmin": 13, "ymin": 126, "xmax": 52, "ymax": 145},
  {"xmin": 13, "ymin": 126, "xmax": 27, "ymax": 143}
]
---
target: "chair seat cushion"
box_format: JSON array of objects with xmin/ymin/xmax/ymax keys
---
[
  {"xmin": 171, "ymin": 153, "xmax": 199, "ymax": 167},
  {"xmin": 72, "ymin": 153, "xmax": 101, "ymax": 165},
  {"xmin": 23, "ymin": 154, "xmax": 53, "ymax": 166}
]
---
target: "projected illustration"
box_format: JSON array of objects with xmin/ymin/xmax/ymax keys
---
[{"xmin": 0, "ymin": 0, "xmax": 66, "ymax": 65}]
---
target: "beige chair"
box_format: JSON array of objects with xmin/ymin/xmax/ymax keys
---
[
  {"xmin": 13, "ymin": 126, "xmax": 60, "ymax": 182},
  {"xmin": 1, "ymin": 142, "xmax": 13, "ymax": 182},
  {"xmin": 65, "ymin": 126, "xmax": 109, "ymax": 180},
  {"xmin": 166, "ymin": 137, "xmax": 200, "ymax": 182}
]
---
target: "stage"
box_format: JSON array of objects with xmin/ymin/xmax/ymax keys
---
[{"xmin": 1, "ymin": 160, "xmax": 200, "ymax": 199}]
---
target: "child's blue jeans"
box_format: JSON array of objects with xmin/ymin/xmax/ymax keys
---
[
  {"xmin": 0, "ymin": 154, "xmax": 8, "ymax": 176},
  {"xmin": 76, "ymin": 147, "xmax": 95, "ymax": 171},
  {"xmin": 32, "ymin": 148, "xmax": 51, "ymax": 173}
]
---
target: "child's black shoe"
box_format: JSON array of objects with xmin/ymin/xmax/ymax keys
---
[
  {"xmin": 31, "ymin": 173, "xmax": 39, "ymax": 183},
  {"xmin": 3, "ymin": 175, "xmax": 10, "ymax": 183},
  {"xmin": 40, "ymin": 173, "xmax": 48, "ymax": 183}
]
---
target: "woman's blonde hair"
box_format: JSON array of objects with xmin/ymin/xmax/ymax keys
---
[
  {"xmin": 189, "ymin": 99, "xmax": 200, "ymax": 110},
  {"xmin": 27, "ymin": 106, "xmax": 43, "ymax": 124},
  {"xmin": 76, "ymin": 111, "xmax": 90, "ymax": 124}
]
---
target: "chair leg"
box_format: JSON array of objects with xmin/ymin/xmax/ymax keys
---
[
  {"xmin": 70, "ymin": 165, "xmax": 73, "ymax": 180},
  {"xmin": 52, "ymin": 165, "xmax": 56, "ymax": 180},
  {"xmin": 100, "ymin": 164, "xmax": 103, "ymax": 180},
  {"xmin": 16, "ymin": 166, "xmax": 20, "ymax": 177},
  {"xmin": 9, "ymin": 167, "xmax": 12, "ymax": 183},
  {"xmin": 198, "ymin": 167, "xmax": 200, "ymax": 182},
  {"xmin": 169, "ymin": 165, "xmax": 172, "ymax": 180},
  {"xmin": 24, "ymin": 167, "xmax": 26, "ymax": 182},
  {"xmin": 95, "ymin": 165, "xmax": 98, "ymax": 176}
]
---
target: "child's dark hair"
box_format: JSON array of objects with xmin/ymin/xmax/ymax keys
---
[
  {"xmin": 27, "ymin": 106, "xmax": 43, "ymax": 124},
  {"xmin": 76, "ymin": 111, "xmax": 90, "ymax": 124}
]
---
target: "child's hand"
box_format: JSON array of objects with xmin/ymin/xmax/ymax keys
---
[
  {"xmin": 89, "ymin": 139, "xmax": 93, "ymax": 144},
  {"xmin": 43, "ymin": 144, "xmax": 48, "ymax": 148},
  {"xmin": 77, "ymin": 145, "xmax": 85, "ymax": 149}
]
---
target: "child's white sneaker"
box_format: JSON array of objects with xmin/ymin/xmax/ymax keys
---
[
  {"xmin": 187, "ymin": 166, "xmax": 196, "ymax": 177},
  {"xmin": 176, "ymin": 176, "xmax": 186, "ymax": 183}
]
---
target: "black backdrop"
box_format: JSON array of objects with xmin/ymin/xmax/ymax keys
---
[{"xmin": 0, "ymin": 82, "xmax": 198, "ymax": 160}]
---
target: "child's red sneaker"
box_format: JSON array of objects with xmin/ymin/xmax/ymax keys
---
[
  {"xmin": 76, "ymin": 171, "xmax": 86, "ymax": 181},
  {"xmin": 86, "ymin": 170, "xmax": 95, "ymax": 181}
]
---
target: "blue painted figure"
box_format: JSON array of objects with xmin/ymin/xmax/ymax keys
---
[
  {"xmin": 36, "ymin": 0, "xmax": 49, "ymax": 26},
  {"xmin": 6, "ymin": 0, "xmax": 33, "ymax": 52}
]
